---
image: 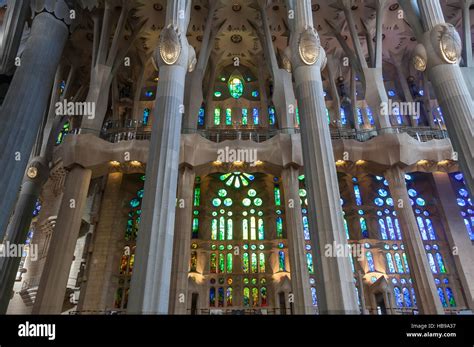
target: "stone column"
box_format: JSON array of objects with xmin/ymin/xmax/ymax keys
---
[
  {"xmin": 128, "ymin": 0, "xmax": 193, "ymax": 314},
  {"xmin": 413, "ymin": 0, "xmax": 474, "ymax": 194},
  {"xmin": 431, "ymin": 172, "xmax": 474, "ymax": 310},
  {"xmin": 32, "ymin": 165, "xmax": 92, "ymax": 314},
  {"xmin": 281, "ymin": 166, "xmax": 313, "ymax": 314},
  {"xmin": 286, "ymin": 0, "xmax": 359, "ymax": 314},
  {"xmin": 77, "ymin": 173, "xmax": 123, "ymax": 312},
  {"xmin": 0, "ymin": 157, "xmax": 49, "ymax": 313},
  {"xmin": 0, "ymin": 3, "xmax": 72, "ymax": 241},
  {"xmin": 169, "ymin": 166, "xmax": 195, "ymax": 314},
  {"xmin": 385, "ymin": 166, "xmax": 444, "ymax": 314}
]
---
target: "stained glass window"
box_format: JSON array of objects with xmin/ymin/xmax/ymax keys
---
[
  {"xmin": 219, "ymin": 216, "xmax": 225, "ymax": 240},
  {"xmin": 279, "ymin": 251, "xmax": 286, "ymax": 271},
  {"xmin": 379, "ymin": 219, "xmax": 388, "ymax": 240},
  {"xmin": 252, "ymin": 287, "xmax": 259, "ymax": 306},
  {"xmin": 302, "ymin": 216, "xmax": 310, "ymax": 240},
  {"xmin": 437, "ymin": 287, "xmax": 448, "ymax": 307},
  {"xmin": 261, "ymin": 287, "xmax": 267, "ymax": 306},
  {"xmin": 226, "ymin": 287, "xmax": 233, "ymax": 306},
  {"xmin": 218, "ymin": 287, "xmax": 225, "ymax": 307},
  {"xmin": 402, "ymin": 287, "xmax": 412, "ymax": 307},
  {"xmin": 220, "ymin": 172, "xmax": 255, "ymax": 188},
  {"xmin": 276, "ymin": 217, "xmax": 283, "ymax": 238},
  {"xmin": 214, "ymin": 108, "xmax": 221, "ymax": 125},
  {"xmin": 251, "ymin": 253, "xmax": 258, "ymax": 273},
  {"xmin": 210, "ymin": 287, "xmax": 216, "ymax": 306},
  {"xmin": 450, "ymin": 172, "xmax": 474, "ymax": 240},
  {"xmin": 227, "ymin": 253, "xmax": 233, "ymax": 273},
  {"xmin": 366, "ymin": 251, "xmax": 375, "ymax": 272},
  {"xmin": 253, "ymin": 108, "xmax": 259, "ymax": 125},
  {"xmin": 435, "ymin": 253, "xmax": 446, "ymax": 273},
  {"xmin": 446, "ymin": 287, "xmax": 456, "ymax": 307},
  {"xmin": 211, "ymin": 219, "xmax": 217, "ymax": 240},
  {"xmin": 259, "ymin": 253, "xmax": 265, "ymax": 273},
  {"xmin": 269, "ymin": 106, "xmax": 276, "ymax": 125},
  {"xmin": 228, "ymin": 77, "xmax": 244, "ymax": 99},
  {"xmin": 56, "ymin": 121, "xmax": 71, "ymax": 145},
  {"xmin": 274, "ymin": 186, "xmax": 281, "ymax": 206},
  {"xmin": 242, "ymin": 219, "xmax": 249, "ymax": 240},
  {"xmin": 198, "ymin": 107, "xmax": 205, "ymax": 126},
  {"xmin": 210, "ymin": 253, "xmax": 217, "ymax": 273},
  {"xmin": 306, "ymin": 253, "xmax": 314, "ymax": 274},
  {"xmin": 243, "ymin": 253, "xmax": 249, "ymax": 273},
  {"xmin": 394, "ymin": 287, "xmax": 403, "ymax": 307},
  {"xmin": 340, "ymin": 107, "xmax": 347, "ymax": 125},
  {"xmin": 427, "ymin": 253, "xmax": 437, "ymax": 273},
  {"xmin": 219, "ymin": 253, "xmax": 225, "ymax": 273},
  {"xmin": 193, "ymin": 186, "xmax": 200, "ymax": 206},
  {"xmin": 360, "ymin": 217, "xmax": 368, "ymax": 238},
  {"xmin": 242, "ymin": 108, "xmax": 248, "ymax": 125},
  {"xmin": 394, "ymin": 253, "xmax": 404, "ymax": 273},
  {"xmin": 192, "ymin": 218, "xmax": 199, "ymax": 238},
  {"xmin": 226, "ymin": 108, "xmax": 232, "ymax": 125},
  {"xmin": 258, "ymin": 218, "xmax": 264, "ymax": 240},
  {"xmin": 190, "ymin": 251, "xmax": 197, "ymax": 272},
  {"xmin": 353, "ymin": 185, "xmax": 362, "ymax": 206},
  {"xmin": 243, "ymin": 287, "xmax": 250, "ymax": 307},
  {"xmin": 386, "ymin": 253, "xmax": 395, "ymax": 273}
]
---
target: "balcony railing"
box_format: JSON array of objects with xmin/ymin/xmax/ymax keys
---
[{"xmin": 69, "ymin": 121, "xmax": 449, "ymax": 145}]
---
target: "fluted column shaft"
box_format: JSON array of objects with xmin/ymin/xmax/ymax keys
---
[
  {"xmin": 32, "ymin": 165, "xmax": 92, "ymax": 314},
  {"xmin": 281, "ymin": 166, "xmax": 313, "ymax": 314},
  {"xmin": 169, "ymin": 166, "xmax": 195, "ymax": 314},
  {"xmin": 385, "ymin": 166, "xmax": 444, "ymax": 314},
  {"xmin": 0, "ymin": 11, "xmax": 69, "ymax": 241}
]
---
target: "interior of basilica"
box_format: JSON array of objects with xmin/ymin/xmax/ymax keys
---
[{"xmin": 0, "ymin": 0, "xmax": 473, "ymax": 316}]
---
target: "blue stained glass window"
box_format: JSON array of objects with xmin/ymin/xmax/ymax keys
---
[
  {"xmin": 402, "ymin": 253, "xmax": 410, "ymax": 273},
  {"xmin": 379, "ymin": 218, "xmax": 388, "ymax": 240},
  {"xmin": 386, "ymin": 217, "xmax": 396, "ymax": 240},
  {"xmin": 366, "ymin": 251, "xmax": 375, "ymax": 272},
  {"xmin": 143, "ymin": 108, "xmax": 150, "ymax": 125},
  {"xmin": 438, "ymin": 287, "xmax": 448, "ymax": 307},
  {"xmin": 425, "ymin": 219, "xmax": 436, "ymax": 240},
  {"xmin": 366, "ymin": 107, "xmax": 375, "ymax": 125},
  {"xmin": 394, "ymin": 253, "xmax": 404, "ymax": 273},
  {"xmin": 311, "ymin": 287, "xmax": 318, "ymax": 306},
  {"xmin": 375, "ymin": 198, "xmax": 384, "ymax": 207},
  {"xmin": 226, "ymin": 108, "xmax": 232, "ymax": 125},
  {"xmin": 354, "ymin": 185, "xmax": 362, "ymax": 206},
  {"xmin": 340, "ymin": 108, "xmax": 347, "ymax": 125},
  {"xmin": 446, "ymin": 287, "xmax": 456, "ymax": 307},
  {"xmin": 416, "ymin": 198, "xmax": 426, "ymax": 206},
  {"xmin": 253, "ymin": 108, "xmax": 259, "ymax": 125},
  {"xmin": 306, "ymin": 253, "xmax": 314, "ymax": 273},
  {"xmin": 386, "ymin": 253, "xmax": 395, "ymax": 273},
  {"xmin": 268, "ymin": 106, "xmax": 276, "ymax": 125},
  {"xmin": 344, "ymin": 218, "xmax": 350, "ymax": 240},
  {"xmin": 403, "ymin": 287, "xmax": 412, "ymax": 307},
  {"xmin": 427, "ymin": 253, "xmax": 437, "ymax": 273},
  {"xmin": 360, "ymin": 217, "xmax": 368, "ymax": 238},
  {"xmin": 416, "ymin": 216, "xmax": 428, "ymax": 240},
  {"xmin": 198, "ymin": 107, "xmax": 205, "ymax": 126},
  {"xmin": 357, "ymin": 108, "xmax": 363, "ymax": 125},
  {"xmin": 436, "ymin": 253, "xmax": 446, "ymax": 273},
  {"xmin": 394, "ymin": 218, "xmax": 402, "ymax": 240},
  {"xmin": 228, "ymin": 77, "xmax": 244, "ymax": 99},
  {"xmin": 242, "ymin": 108, "xmax": 248, "ymax": 125},
  {"xmin": 302, "ymin": 216, "xmax": 310, "ymax": 240},
  {"xmin": 394, "ymin": 287, "xmax": 403, "ymax": 307}
]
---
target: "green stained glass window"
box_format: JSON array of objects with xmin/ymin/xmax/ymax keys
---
[
  {"xmin": 214, "ymin": 91, "xmax": 222, "ymax": 98},
  {"xmin": 226, "ymin": 287, "xmax": 233, "ymax": 306},
  {"xmin": 224, "ymin": 198, "xmax": 233, "ymax": 207},
  {"xmin": 276, "ymin": 217, "xmax": 283, "ymax": 238},
  {"xmin": 226, "ymin": 108, "xmax": 232, "ymax": 125},
  {"xmin": 248, "ymin": 189, "xmax": 257, "ymax": 197},
  {"xmin": 212, "ymin": 198, "xmax": 221, "ymax": 207},
  {"xmin": 211, "ymin": 219, "xmax": 217, "ymax": 240},
  {"xmin": 242, "ymin": 219, "xmax": 249, "ymax": 240},
  {"xmin": 243, "ymin": 198, "xmax": 251, "ymax": 207},
  {"xmin": 254, "ymin": 198, "xmax": 263, "ymax": 207},
  {"xmin": 220, "ymin": 172, "xmax": 255, "ymax": 189},
  {"xmin": 214, "ymin": 108, "xmax": 221, "ymax": 125},
  {"xmin": 227, "ymin": 219, "xmax": 233, "ymax": 240},
  {"xmin": 299, "ymin": 189, "xmax": 307, "ymax": 197},
  {"xmin": 436, "ymin": 253, "xmax": 447, "ymax": 273},
  {"xmin": 218, "ymin": 189, "xmax": 227, "ymax": 197},
  {"xmin": 298, "ymin": 174, "xmax": 305, "ymax": 181},
  {"xmin": 219, "ymin": 253, "xmax": 225, "ymax": 273},
  {"xmin": 253, "ymin": 108, "xmax": 259, "ymax": 125},
  {"xmin": 130, "ymin": 198, "xmax": 140, "ymax": 208},
  {"xmin": 344, "ymin": 218, "xmax": 350, "ymax": 240},
  {"xmin": 274, "ymin": 186, "xmax": 281, "ymax": 206},
  {"xmin": 219, "ymin": 217, "xmax": 225, "ymax": 241},
  {"xmin": 258, "ymin": 218, "xmax": 264, "ymax": 240},
  {"xmin": 243, "ymin": 253, "xmax": 249, "ymax": 273},
  {"xmin": 228, "ymin": 77, "xmax": 244, "ymax": 99},
  {"xmin": 251, "ymin": 253, "xmax": 258, "ymax": 273},
  {"xmin": 243, "ymin": 287, "xmax": 250, "ymax": 307},
  {"xmin": 193, "ymin": 186, "xmax": 200, "ymax": 206},
  {"xmin": 296, "ymin": 107, "xmax": 300, "ymax": 125},
  {"xmin": 210, "ymin": 253, "xmax": 217, "ymax": 273},
  {"xmin": 226, "ymin": 253, "xmax": 233, "ymax": 273},
  {"xmin": 242, "ymin": 108, "xmax": 248, "ymax": 125},
  {"xmin": 192, "ymin": 218, "xmax": 199, "ymax": 238},
  {"xmin": 250, "ymin": 217, "xmax": 256, "ymax": 240},
  {"xmin": 306, "ymin": 253, "xmax": 314, "ymax": 273},
  {"xmin": 279, "ymin": 251, "xmax": 286, "ymax": 271},
  {"xmin": 259, "ymin": 253, "xmax": 265, "ymax": 273}
]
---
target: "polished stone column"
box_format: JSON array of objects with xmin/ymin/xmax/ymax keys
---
[
  {"xmin": 281, "ymin": 166, "xmax": 313, "ymax": 314},
  {"xmin": 169, "ymin": 166, "xmax": 195, "ymax": 314},
  {"xmin": 431, "ymin": 172, "xmax": 474, "ymax": 310},
  {"xmin": 128, "ymin": 0, "xmax": 193, "ymax": 314},
  {"xmin": 0, "ymin": 7, "xmax": 70, "ymax": 241},
  {"xmin": 0, "ymin": 157, "xmax": 49, "ymax": 313},
  {"xmin": 385, "ymin": 166, "xmax": 444, "ymax": 314},
  {"xmin": 32, "ymin": 165, "xmax": 92, "ymax": 314},
  {"xmin": 413, "ymin": 0, "xmax": 474, "ymax": 193},
  {"xmin": 286, "ymin": 0, "xmax": 359, "ymax": 314}
]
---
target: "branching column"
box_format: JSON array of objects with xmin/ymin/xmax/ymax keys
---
[
  {"xmin": 286, "ymin": 0, "xmax": 359, "ymax": 314},
  {"xmin": 128, "ymin": 0, "xmax": 193, "ymax": 314},
  {"xmin": 385, "ymin": 166, "xmax": 444, "ymax": 314}
]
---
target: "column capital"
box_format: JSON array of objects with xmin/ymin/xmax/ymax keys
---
[{"xmin": 31, "ymin": 0, "xmax": 77, "ymax": 31}]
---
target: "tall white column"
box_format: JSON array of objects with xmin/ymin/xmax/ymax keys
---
[
  {"xmin": 0, "ymin": 4, "xmax": 71, "ymax": 241},
  {"xmin": 169, "ymin": 166, "xmax": 195, "ymax": 314},
  {"xmin": 286, "ymin": 0, "xmax": 359, "ymax": 314},
  {"xmin": 128, "ymin": 0, "xmax": 193, "ymax": 314},
  {"xmin": 385, "ymin": 166, "xmax": 444, "ymax": 314},
  {"xmin": 32, "ymin": 165, "xmax": 92, "ymax": 313},
  {"xmin": 281, "ymin": 166, "xmax": 314, "ymax": 314}
]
